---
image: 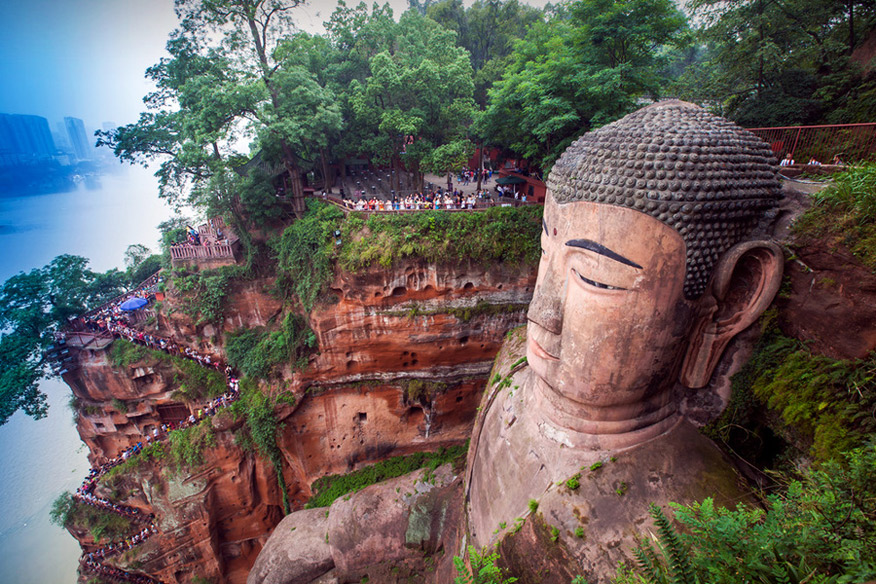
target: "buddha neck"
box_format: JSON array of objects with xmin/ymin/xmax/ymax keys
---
[{"xmin": 530, "ymin": 375, "xmax": 680, "ymax": 451}]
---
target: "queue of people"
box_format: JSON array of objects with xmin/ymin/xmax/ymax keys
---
[
  {"xmin": 341, "ymin": 189, "xmax": 502, "ymax": 212},
  {"xmin": 74, "ymin": 286, "xmax": 248, "ymax": 584}
]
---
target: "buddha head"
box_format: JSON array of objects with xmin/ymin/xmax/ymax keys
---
[{"xmin": 526, "ymin": 101, "xmax": 784, "ymax": 445}]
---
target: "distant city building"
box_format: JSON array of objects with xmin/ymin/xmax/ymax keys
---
[
  {"xmin": 64, "ymin": 116, "xmax": 92, "ymax": 160},
  {"xmin": 0, "ymin": 113, "xmax": 57, "ymax": 167}
]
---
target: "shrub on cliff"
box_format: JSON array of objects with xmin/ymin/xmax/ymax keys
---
[
  {"xmin": 225, "ymin": 313, "xmax": 316, "ymax": 380},
  {"xmin": 304, "ymin": 443, "xmax": 467, "ymax": 508},
  {"xmin": 274, "ymin": 200, "xmax": 345, "ymax": 312},
  {"xmin": 170, "ymin": 264, "xmax": 246, "ymax": 325},
  {"xmin": 168, "ymin": 419, "xmax": 216, "ymax": 472},
  {"xmin": 793, "ymin": 163, "xmax": 876, "ymax": 271},
  {"xmin": 617, "ymin": 442, "xmax": 876, "ymax": 584},
  {"xmin": 50, "ymin": 491, "xmax": 136, "ymax": 543}
]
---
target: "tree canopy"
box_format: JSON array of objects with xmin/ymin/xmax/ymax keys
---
[{"xmin": 0, "ymin": 256, "xmax": 128, "ymax": 426}]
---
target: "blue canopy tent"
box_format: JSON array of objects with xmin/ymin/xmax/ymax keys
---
[{"xmin": 119, "ymin": 297, "xmax": 148, "ymax": 311}]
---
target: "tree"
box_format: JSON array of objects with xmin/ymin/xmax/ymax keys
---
[
  {"xmin": 677, "ymin": 0, "xmax": 876, "ymax": 126},
  {"xmin": 0, "ymin": 256, "xmax": 128, "ymax": 426},
  {"xmin": 346, "ymin": 9, "xmax": 476, "ymax": 192},
  {"xmin": 427, "ymin": 0, "xmax": 543, "ymax": 105},
  {"xmin": 98, "ymin": 0, "xmax": 319, "ymax": 220},
  {"xmin": 480, "ymin": 0, "xmax": 688, "ymax": 172}
]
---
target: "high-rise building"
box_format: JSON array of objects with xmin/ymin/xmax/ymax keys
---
[
  {"xmin": 64, "ymin": 116, "xmax": 92, "ymax": 160},
  {"xmin": 0, "ymin": 113, "xmax": 57, "ymax": 167}
]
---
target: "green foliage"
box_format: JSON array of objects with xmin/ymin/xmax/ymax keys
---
[
  {"xmin": 574, "ymin": 526, "xmax": 585, "ymax": 539},
  {"xmin": 453, "ymin": 545, "xmax": 518, "ymax": 584},
  {"xmin": 550, "ymin": 526, "xmax": 560, "ymax": 542},
  {"xmin": 793, "ymin": 163, "xmax": 876, "ymax": 271},
  {"xmin": 527, "ymin": 499, "xmax": 539, "ymax": 513},
  {"xmin": 230, "ymin": 379, "xmax": 289, "ymax": 512},
  {"xmin": 566, "ymin": 474, "xmax": 581, "ymax": 490},
  {"xmin": 111, "ymin": 398, "xmax": 128, "ymax": 414},
  {"xmin": 680, "ymin": 0, "xmax": 876, "ymax": 127},
  {"xmin": 589, "ymin": 461, "xmax": 603, "ymax": 472},
  {"xmin": 171, "ymin": 264, "xmax": 245, "ymax": 325},
  {"xmin": 305, "ymin": 443, "xmax": 468, "ymax": 508},
  {"xmin": 0, "ymin": 254, "xmax": 130, "ymax": 426},
  {"xmin": 339, "ymin": 206, "xmax": 542, "ymax": 270},
  {"xmin": 706, "ymin": 311, "xmax": 876, "ymax": 462},
  {"xmin": 403, "ymin": 379, "xmax": 447, "ymax": 405},
  {"xmin": 99, "ymin": 442, "xmax": 166, "ymax": 486},
  {"xmin": 172, "ymin": 354, "xmax": 228, "ymax": 402},
  {"xmin": 225, "ymin": 313, "xmax": 316, "ymax": 380},
  {"xmin": 275, "ymin": 199, "xmax": 345, "ymax": 312},
  {"xmin": 168, "ymin": 420, "xmax": 215, "ymax": 472},
  {"xmin": 619, "ymin": 443, "xmax": 876, "ymax": 584},
  {"xmin": 480, "ymin": 0, "xmax": 689, "ymax": 170},
  {"xmin": 50, "ymin": 491, "xmax": 135, "ymax": 543},
  {"xmin": 108, "ymin": 340, "xmax": 153, "ymax": 369}
]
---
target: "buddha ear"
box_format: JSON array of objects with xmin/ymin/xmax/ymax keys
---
[{"xmin": 680, "ymin": 240, "xmax": 784, "ymax": 389}]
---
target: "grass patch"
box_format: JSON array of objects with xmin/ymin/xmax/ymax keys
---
[
  {"xmin": 230, "ymin": 379, "xmax": 289, "ymax": 512},
  {"xmin": 170, "ymin": 264, "xmax": 247, "ymax": 325},
  {"xmin": 108, "ymin": 340, "xmax": 152, "ymax": 368},
  {"xmin": 108, "ymin": 340, "xmax": 225, "ymax": 403},
  {"xmin": 274, "ymin": 199, "xmax": 346, "ymax": 312},
  {"xmin": 304, "ymin": 442, "xmax": 468, "ymax": 508},
  {"xmin": 386, "ymin": 300, "xmax": 528, "ymax": 323},
  {"xmin": 100, "ymin": 442, "xmax": 166, "ymax": 487}
]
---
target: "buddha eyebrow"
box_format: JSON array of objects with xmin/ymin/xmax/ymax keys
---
[
  {"xmin": 564, "ymin": 239, "xmax": 643, "ymax": 269},
  {"xmin": 542, "ymin": 219, "xmax": 548, "ymax": 235}
]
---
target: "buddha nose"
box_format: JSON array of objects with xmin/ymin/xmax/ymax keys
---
[{"xmin": 527, "ymin": 258, "xmax": 564, "ymax": 334}]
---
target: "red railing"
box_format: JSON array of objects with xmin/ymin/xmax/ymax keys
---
[{"xmin": 747, "ymin": 123, "xmax": 876, "ymax": 164}]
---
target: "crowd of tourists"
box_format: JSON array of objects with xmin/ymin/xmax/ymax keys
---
[
  {"xmin": 341, "ymin": 189, "xmax": 508, "ymax": 211},
  {"xmin": 72, "ymin": 282, "xmax": 249, "ymax": 584},
  {"xmin": 457, "ymin": 168, "xmax": 492, "ymax": 185},
  {"xmin": 81, "ymin": 557, "xmax": 163, "ymax": 584}
]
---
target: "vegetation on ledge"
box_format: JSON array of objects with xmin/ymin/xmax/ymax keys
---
[
  {"xmin": 50, "ymin": 491, "xmax": 136, "ymax": 543},
  {"xmin": 108, "ymin": 339, "xmax": 226, "ymax": 403},
  {"xmin": 304, "ymin": 443, "xmax": 468, "ymax": 509},
  {"xmin": 338, "ymin": 206, "xmax": 541, "ymax": 271},
  {"xmin": 225, "ymin": 313, "xmax": 316, "ymax": 380},
  {"xmin": 792, "ymin": 164, "xmax": 876, "ymax": 272},
  {"xmin": 617, "ymin": 442, "xmax": 876, "ymax": 584},
  {"xmin": 705, "ymin": 310, "xmax": 876, "ymax": 463},
  {"xmin": 274, "ymin": 201, "xmax": 541, "ymax": 312}
]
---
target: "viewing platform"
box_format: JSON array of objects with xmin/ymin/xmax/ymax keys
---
[{"xmin": 170, "ymin": 216, "xmax": 241, "ymax": 269}]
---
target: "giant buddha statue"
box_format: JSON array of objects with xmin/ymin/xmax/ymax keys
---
[
  {"xmin": 465, "ymin": 100, "xmax": 784, "ymax": 579},
  {"xmin": 249, "ymin": 101, "xmax": 785, "ymax": 584}
]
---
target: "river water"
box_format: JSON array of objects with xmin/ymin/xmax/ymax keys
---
[{"xmin": 0, "ymin": 165, "xmax": 172, "ymax": 583}]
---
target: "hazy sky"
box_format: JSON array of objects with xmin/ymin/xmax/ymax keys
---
[
  {"xmin": 0, "ymin": 0, "xmax": 552, "ymax": 130},
  {"xmin": 0, "ymin": 0, "xmax": 415, "ymax": 129}
]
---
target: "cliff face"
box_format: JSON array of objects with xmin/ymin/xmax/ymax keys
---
[{"xmin": 67, "ymin": 258, "xmax": 536, "ymax": 583}]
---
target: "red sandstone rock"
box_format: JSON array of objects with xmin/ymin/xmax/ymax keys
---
[{"xmin": 66, "ymin": 258, "xmax": 536, "ymax": 583}]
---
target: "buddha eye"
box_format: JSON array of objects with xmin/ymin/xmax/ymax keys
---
[
  {"xmin": 541, "ymin": 247, "xmax": 547, "ymax": 257},
  {"xmin": 572, "ymin": 268, "xmax": 626, "ymax": 291}
]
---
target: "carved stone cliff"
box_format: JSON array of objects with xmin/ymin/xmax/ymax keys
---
[{"xmin": 65, "ymin": 257, "xmax": 536, "ymax": 583}]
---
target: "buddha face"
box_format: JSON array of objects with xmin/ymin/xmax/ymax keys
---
[{"xmin": 526, "ymin": 194, "xmax": 695, "ymax": 426}]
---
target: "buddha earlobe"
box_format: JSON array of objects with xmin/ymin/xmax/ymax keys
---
[{"xmin": 680, "ymin": 240, "xmax": 784, "ymax": 389}]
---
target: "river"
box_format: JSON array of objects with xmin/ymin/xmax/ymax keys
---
[{"xmin": 0, "ymin": 165, "xmax": 172, "ymax": 583}]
